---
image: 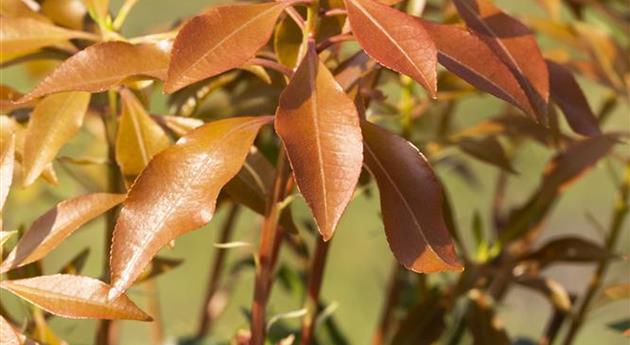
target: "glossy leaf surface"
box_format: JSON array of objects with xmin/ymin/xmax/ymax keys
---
[
  {"xmin": 546, "ymin": 59, "xmax": 600, "ymax": 137},
  {"xmin": 0, "ymin": 274, "xmax": 151, "ymax": 320},
  {"xmin": 344, "ymin": 0, "xmax": 437, "ymax": 96},
  {"xmin": 362, "ymin": 121, "xmax": 462, "ymax": 272},
  {"xmin": 453, "ymin": 0, "xmax": 549, "ymax": 121},
  {"xmin": 422, "ymin": 21, "xmax": 534, "ymax": 116},
  {"xmin": 165, "ymin": 2, "xmax": 290, "ymax": 93},
  {"xmin": 109, "ymin": 116, "xmax": 272, "ymax": 299},
  {"xmin": 22, "ymin": 92, "xmax": 90, "ymax": 186},
  {"xmin": 0, "ymin": 193, "xmax": 125, "ymax": 272},
  {"xmin": 21, "ymin": 42, "xmax": 170, "ymax": 101},
  {"xmin": 0, "ymin": 132, "xmax": 15, "ymax": 212},
  {"xmin": 275, "ymin": 47, "xmax": 363, "ymax": 240},
  {"xmin": 115, "ymin": 89, "xmax": 170, "ymax": 178}
]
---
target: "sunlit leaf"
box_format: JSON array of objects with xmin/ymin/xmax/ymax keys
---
[
  {"xmin": 165, "ymin": 2, "xmax": 292, "ymax": 93},
  {"xmin": 22, "ymin": 91, "xmax": 90, "ymax": 186},
  {"xmin": 422, "ymin": 21, "xmax": 534, "ymax": 116},
  {"xmin": 275, "ymin": 46, "xmax": 363, "ymax": 240},
  {"xmin": 0, "ymin": 17, "xmax": 95, "ymax": 63},
  {"xmin": 21, "ymin": 41, "xmax": 170, "ymax": 101},
  {"xmin": 109, "ymin": 116, "xmax": 272, "ymax": 299},
  {"xmin": 521, "ymin": 236, "xmax": 614, "ymax": 268},
  {"xmin": 0, "ymin": 274, "xmax": 151, "ymax": 320},
  {"xmin": 159, "ymin": 115, "xmax": 204, "ymax": 137},
  {"xmin": 115, "ymin": 89, "xmax": 170, "ymax": 179},
  {"xmin": 1, "ymin": 315, "xmax": 39, "ymax": 345},
  {"xmin": 1, "ymin": 0, "xmax": 49, "ymax": 22},
  {"xmin": 41, "ymin": 0, "xmax": 88, "ymax": 30},
  {"xmin": 453, "ymin": 0, "xmax": 549, "ymax": 121},
  {"xmin": 0, "ymin": 132, "xmax": 15, "ymax": 212},
  {"xmin": 0, "ymin": 230, "xmax": 17, "ymax": 248},
  {"xmin": 0, "ymin": 193, "xmax": 125, "ymax": 273},
  {"xmin": 345, "ymin": 0, "xmax": 437, "ymax": 97},
  {"xmin": 0, "ymin": 85, "xmax": 33, "ymax": 113},
  {"xmin": 546, "ymin": 59, "xmax": 600, "ymax": 137},
  {"xmin": 457, "ymin": 136, "xmax": 515, "ymax": 173},
  {"xmin": 362, "ymin": 120, "xmax": 462, "ymax": 272}
]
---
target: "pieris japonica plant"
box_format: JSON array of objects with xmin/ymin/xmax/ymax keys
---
[{"xmin": 0, "ymin": 0, "xmax": 628, "ymax": 344}]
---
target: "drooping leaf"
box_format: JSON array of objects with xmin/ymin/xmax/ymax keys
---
[
  {"xmin": 344, "ymin": 0, "xmax": 437, "ymax": 97},
  {"xmin": 0, "ymin": 274, "xmax": 151, "ymax": 320},
  {"xmin": 453, "ymin": 0, "xmax": 549, "ymax": 121},
  {"xmin": 109, "ymin": 116, "xmax": 272, "ymax": 299},
  {"xmin": 422, "ymin": 21, "xmax": 534, "ymax": 116},
  {"xmin": 546, "ymin": 59, "xmax": 600, "ymax": 137},
  {"xmin": 165, "ymin": 2, "xmax": 292, "ymax": 93},
  {"xmin": 0, "ymin": 17, "xmax": 95, "ymax": 63},
  {"xmin": 115, "ymin": 89, "xmax": 170, "ymax": 179},
  {"xmin": 275, "ymin": 46, "xmax": 363, "ymax": 240},
  {"xmin": 0, "ymin": 132, "xmax": 15, "ymax": 212},
  {"xmin": 456, "ymin": 136, "xmax": 515, "ymax": 173},
  {"xmin": 520, "ymin": 236, "xmax": 614, "ymax": 268},
  {"xmin": 0, "ymin": 193, "xmax": 124, "ymax": 273},
  {"xmin": 21, "ymin": 41, "xmax": 170, "ymax": 101},
  {"xmin": 22, "ymin": 92, "xmax": 90, "ymax": 186},
  {"xmin": 361, "ymin": 120, "xmax": 462, "ymax": 272},
  {"xmin": 466, "ymin": 289, "xmax": 511, "ymax": 345}
]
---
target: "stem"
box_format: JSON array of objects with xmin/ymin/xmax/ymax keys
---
[
  {"xmin": 250, "ymin": 150, "xmax": 291, "ymax": 345},
  {"xmin": 316, "ymin": 33, "xmax": 353, "ymax": 53},
  {"xmin": 112, "ymin": 0, "xmax": 139, "ymax": 31},
  {"xmin": 561, "ymin": 162, "xmax": 630, "ymax": 345},
  {"xmin": 195, "ymin": 204, "xmax": 241, "ymax": 340},
  {"xmin": 248, "ymin": 57, "xmax": 294, "ymax": 78},
  {"xmin": 300, "ymin": 238, "xmax": 331, "ymax": 345},
  {"xmin": 371, "ymin": 263, "xmax": 405, "ymax": 345}
]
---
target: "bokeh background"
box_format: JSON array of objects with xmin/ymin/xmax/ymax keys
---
[{"xmin": 1, "ymin": 0, "xmax": 629, "ymax": 344}]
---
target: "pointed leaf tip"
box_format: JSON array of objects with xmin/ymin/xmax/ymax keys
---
[{"xmin": 275, "ymin": 47, "xmax": 363, "ymax": 240}]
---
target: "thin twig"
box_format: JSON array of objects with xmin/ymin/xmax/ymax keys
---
[
  {"xmin": 300, "ymin": 238, "xmax": 331, "ymax": 345},
  {"xmin": 316, "ymin": 33, "xmax": 353, "ymax": 52},
  {"xmin": 371, "ymin": 263, "xmax": 405, "ymax": 345},
  {"xmin": 248, "ymin": 57, "xmax": 294, "ymax": 78}
]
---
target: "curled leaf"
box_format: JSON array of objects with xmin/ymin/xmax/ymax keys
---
[
  {"xmin": 165, "ymin": 2, "xmax": 291, "ymax": 93},
  {"xmin": 0, "ymin": 274, "xmax": 151, "ymax": 320},
  {"xmin": 344, "ymin": 0, "xmax": 437, "ymax": 97},
  {"xmin": 275, "ymin": 46, "xmax": 363, "ymax": 240},
  {"xmin": 453, "ymin": 0, "xmax": 549, "ymax": 121},
  {"xmin": 362, "ymin": 121, "xmax": 462, "ymax": 272},
  {"xmin": 422, "ymin": 21, "xmax": 534, "ymax": 116},
  {"xmin": 21, "ymin": 42, "xmax": 170, "ymax": 101},
  {"xmin": 0, "ymin": 193, "xmax": 125, "ymax": 273},
  {"xmin": 109, "ymin": 116, "xmax": 272, "ymax": 299},
  {"xmin": 22, "ymin": 92, "xmax": 90, "ymax": 186}
]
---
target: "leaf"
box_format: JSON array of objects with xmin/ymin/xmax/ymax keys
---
[
  {"xmin": 22, "ymin": 92, "xmax": 90, "ymax": 186},
  {"xmin": 466, "ymin": 289, "xmax": 511, "ymax": 345},
  {"xmin": 275, "ymin": 46, "xmax": 363, "ymax": 240},
  {"xmin": 596, "ymin": 283, "xmax": 630, "ymax": 307},
  {"xmin": 41, "ymin": 0, "xmax": 88, "ymax": 30},
  {"xmin": 457, "ymin": 136, "xmax": 515, "ymax": 173},
  {"xmin": 115, "ymin": 89, "xmax": 170, "ymax": 179},
  {"xmin": 165, "ymin": 2, "xmax": 292, "ymax": 93},
  {"xmin": 0, "ymin": 274, "xmax": 151, "ymax": 320},
  {"xmin": 0, "ymin": 230, "xmax": 17, "ymax": 247},
  {"xmin": 421, "ymin": 21, "xmax": 534, "ymax": 116},
  {"xmin": 20, "ymin": 41, "xmax": 170, "ymax": 101},
  {"xmin": 0, "ymin": 193, "xmax": 125, "ymax": 273},
  {"xmin": 546, "ymin": 59, "xmax": 600, "ymax": 137},
  {"xmin": 0, "ymin": 132, "xmax": 15, "ymax": 212},
  {"xmin": 159, "ymin": 115, "xmax": 204, "ymax": 137},
  {"xmin": 453, "ymin": 0, "xmax": 549, "ymax": 121},
  {"xmin": 521, "ymin": 236, "xmax": 614, "ymax": 268},
  {"xmin": 0, "ymin": 85, "xmax": 32, "ymax": 113},
  {"xmin": 136, "ymin": 256, "xmax": 183, "ymax": 283},
  {"xmin": 82, "ymin": 0, "xmax": 109, "ymax": 24},
  {"xmin": 345, "ymin": 0, "xmax": 437, "ymax": 97},
  {"xmin": 361, "ymin": 120, "xmax": 462, "ymax": 272},
  {"xmin": 274, "ymin": 13, "xmax": 303, "ymax": 68},
  {"xmin": 1, "ymin": 0, "xmax": 50, "ymax": 22},
  {"xmin": 1, "ymin": 315, "xmax": 39, "ymax": 345},
  {"xmin": 515, "ymin": 276, "xmax": 571, "ymax": 312},
  {"xmin": 109, "ymin": 116, "xmax": 272, "ymax": 299},
  {"xmin": 0, "ymin": 17, "xmax": 95, "ymax": 63},
  {"xmin": 334, "ymin": 51, "xmax": 377, "ymax": 92}
]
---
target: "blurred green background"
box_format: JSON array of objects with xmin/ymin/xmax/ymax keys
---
[{"xmin": 1, "ymin": 0, "xmax": 629, "ymax": 344}]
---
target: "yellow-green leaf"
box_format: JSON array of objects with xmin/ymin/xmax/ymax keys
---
[
  {"xmin": 115, "ymin": 89, "xmax": 170, "ymax": 179},
  {"xmin": 22, "ymin": 92, "xmax": 90, "ymax": 186}
]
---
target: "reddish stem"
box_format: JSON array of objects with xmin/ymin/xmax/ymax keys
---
[{"xmin": 300, "ymin": 238, "xmax": 331, "ymax": 345}]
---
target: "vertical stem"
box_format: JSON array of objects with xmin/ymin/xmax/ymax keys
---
[
  {"xmin": 371, "ymin": 263, "xmax": 405, "ymax": 345},
  {"xmin": 561, "ymin": 162, "xmax": 630, "ymax": 345},
  {"xmin": 195, "ymin": 203, "xmax": 241, "ymax": 339},
  {"xmin": 96, "ymin": 90, "xmax": 122, "ymax": 345},
  {"xmin": 300, "ymin": 237, "xmax": 331, "ymax": 345},
  {"xmin": 250, "ymin": 150, "xmax": 291, "ymax": 345}
]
